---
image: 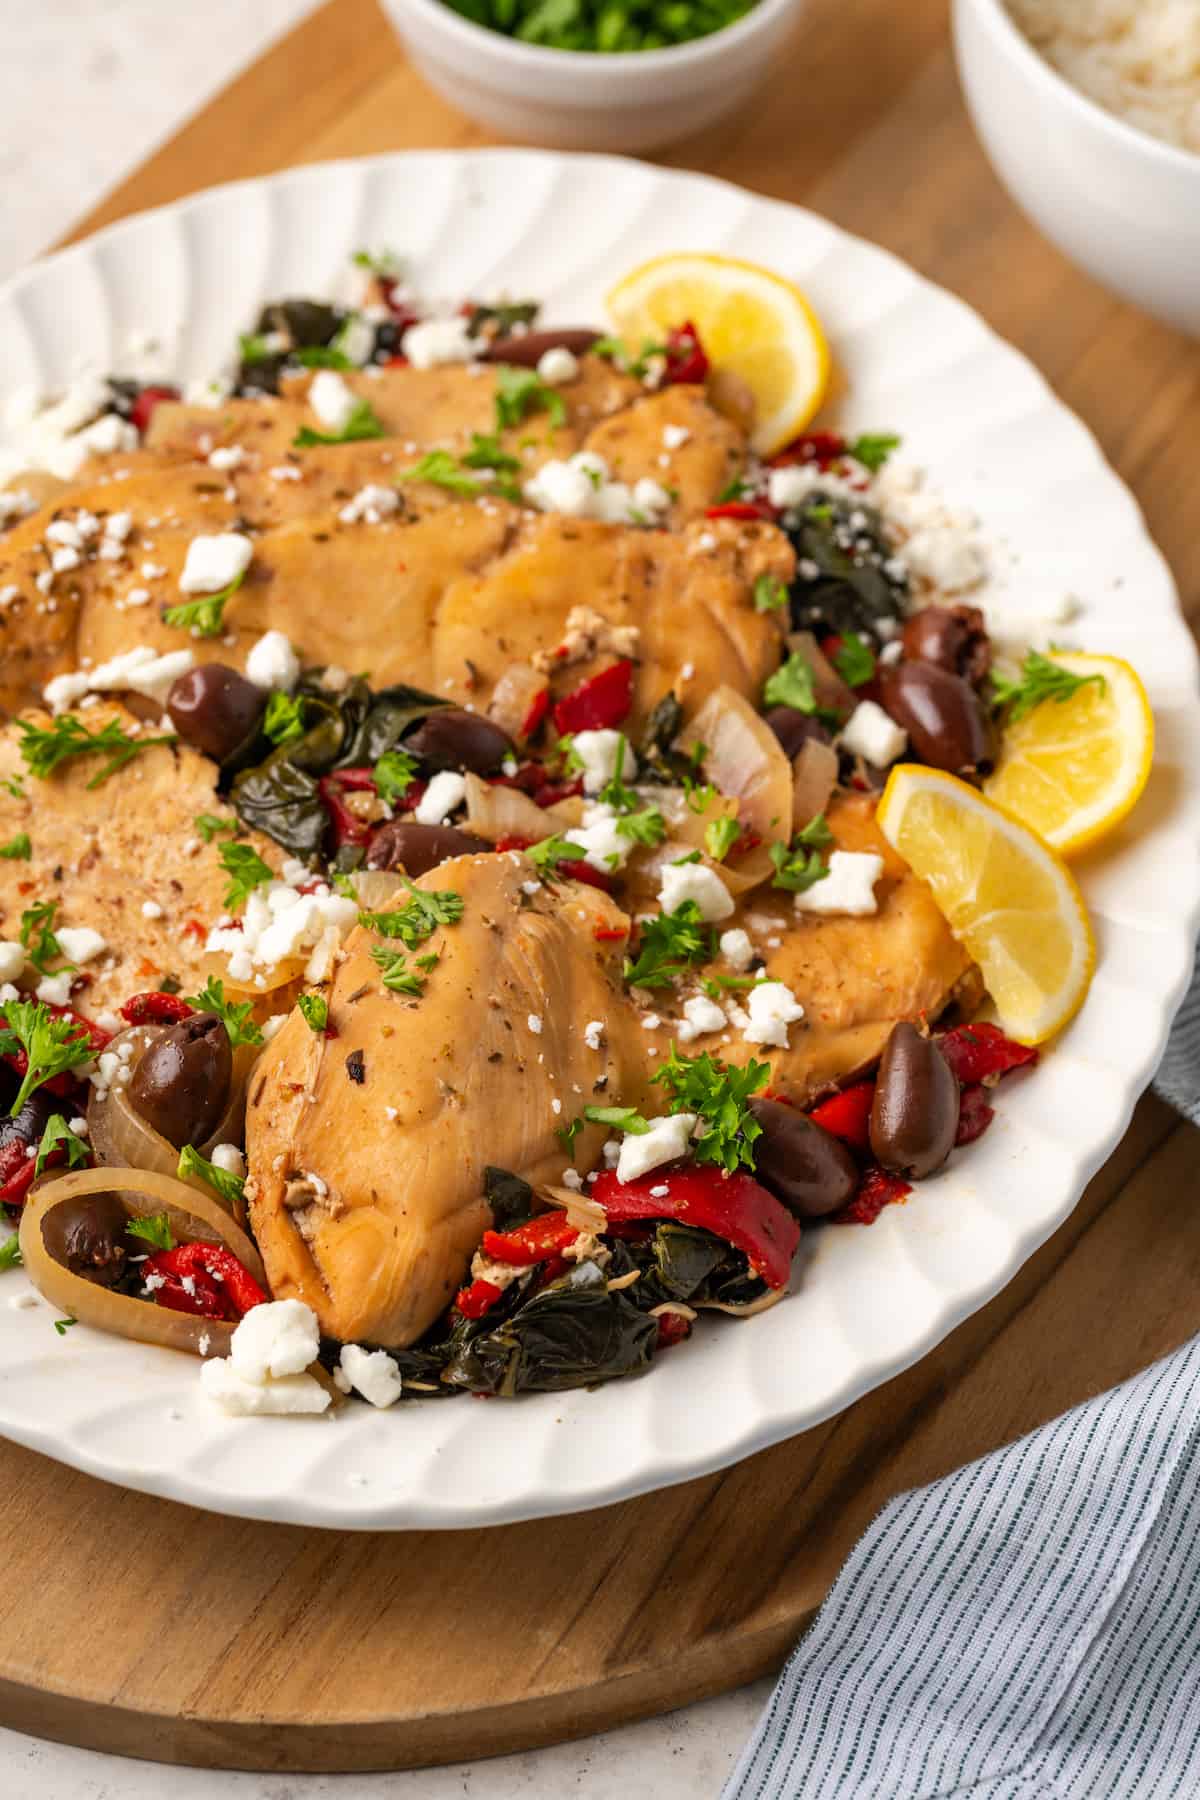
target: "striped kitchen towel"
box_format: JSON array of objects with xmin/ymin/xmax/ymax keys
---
[{"xmin": 726, "ymin": 989, "xmax": 1200, "ymax": 1800}]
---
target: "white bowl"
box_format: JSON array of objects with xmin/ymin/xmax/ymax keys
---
[
  {"xmin": 953, "ymin": 0, "xmax": 1200, "ymax": 335},
  {"xmin": 383, "ymin": 0, "xmax": 807, "ymax": 152}
]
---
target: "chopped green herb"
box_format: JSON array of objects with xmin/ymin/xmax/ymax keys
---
[
  {"xmin": 194, "ymin": 813, "xmax": 239, "ymax": 843},
  {"xmin": 460, "ymin": 432, "xmax": 521, "ymax": 473},
  {"xmin": 178, "ymin": 1143, "xmax": 245, "ymax": 1209},
  {"xmin": 399, "ymin": 449, "xmax": 485, "ymax": 498},
  {"xmin": 991, "ymin": 649, "xmax": 1106, "ymax": 725},
  {"xmin": 715, "ymin": 473, "xmax": 751, "ymax": 504},
  {"xmin": 293, "ymin": 345, "xmax": 353, "ymax": 370},
  {"xmin": 53, "ymin": 1317, "xmax": 77, "ymax": 1336},
  {"xmin": 699, "ymin": 972, "xmax": 759, "ymax": 997},
  {"xmin": 753, "ymin": 574, "xmax": 790, "ymax": 613},
  {"xmin": 126, "ymin": 1212, "xmax": 176, "ymax": 1252},
  {"xmin": 15, "ymin": 714, "xmax": 177, "ymax": 788},
  {"xmin": 526, "ymin": 834, "xmax": 587, "ymax": 877},
  {"xmin": 595, "ymin": 736, "xmax": 637, "ymax": 813},
  {"xmin": 849, "ymin": 432, "xmax": 901, "ymax": 473},
  {"xmin": 298, "ymin": 992, "xmax": 329, "ymax": 1033},
  {"xmin": 162, "ymin": 568, "xmax": 246, "ymax": 639},
  {"xmin": 0, "ymin": 1232, "xmax": 21, "ymax": 1272},
  {"xmin": 651, "ymin": 1044, "xmax": 769, "ymax": 1174},
  {"xmin": 415, "ymin": 952, "xmax": 440, "ymax": 972},
  {"xmin": 623, "ymin": 901, "xmax": 714, "ymax": 990},
  {"xmin": 370, "ymin": 945, "xmax": 427, "ymax": 995},
  {"xmin": 768, "ymin": 810, "xmax": 832, "ymax": 892},
  {"xmin": 292, "ymin": 397, "xmax": 385, "ymax": 449},
  {"xmin": 762, "ymin": 651, "xmax": 820, "ymax": 714},
  {"xmin": 34, "ymin": 1114, "xmax": 91, "ymax": 1176},
  {"xmin": 683, "ymin": 775, "xmax": 717, "ymax": 815},
  {"xmin": 556, "ymin": 1115, "xmax": 584, "ymax": 1157},
  {"xmin": 615, "ymin": 805, "xmax": 666, "ymax": 848},
  {"xmin": 584, "ymin": 1104, "xmax": 650, "ymax": 1134},
  {"xmin": 0, "ymin": 1002, "xmax": 95, "ymax": 1117},
  {"xmin": 0, "ymin": 776, "xmax": 26, "ymax": 800},
  {"xmin": 182, "ymin": 976, "xmax": 264, "ymax": 1049},
  {"xmin": 0, "ymin": 833, "xmax": 30, "ymax": 861},
  {"xmin": 238, "ymin": 332, "xmax": 274, "ymax": 365},
  {"xmin": 494, "ymin": 365, "xmax": 567, "ymax": 432},
  {"xmin": 704, "ymin": 816, "xmax": 741, "ymax": 862},
  {"xmin": 360, "ymin": 878, "xmax": 465, "ymax": 949},
  {"xmin": 352, "ymin": 247, "xmax": 403, "ymax": 277},
  {"xmin": 831, "ymin": 630, "xmax": 876, "ymax": 687},
  {"xmin": 262, "ymin": 691, "xmax": 307, "ymax": 746},
  {"xmin": 20, "ymin": 900, "xmax": 71, "ymax": 976},
  {"xmin": 373, "ymin": 748, "xmax": 419, "ymax": 805},
  {"xmin": 589, "ymin": 336, "xmax": 628, "ymax": 366},
  {"xmin": 218, "ymin": 841, "xmax": 274, "ymax": 911}
]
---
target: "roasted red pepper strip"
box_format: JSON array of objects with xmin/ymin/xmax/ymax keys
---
[
  {"xmin": 481, "ymin": 1213, "xmax": 580, "ymax": 1266},
  {"xmin": 769, "ymin": 429, "xmax": 847, "ymax": 469},
  {"xmin": 937, "ymin": 1022, "xmax": 1037, "ymax": 1086},
  {"xmin": 318, "ymin": 773, "xmax": 374, "ymax": 848},
  {"xmin": 129, "ymin": 384, "xmax": 180, "ymax": 435},
  {"xmin": 455, "ymin": 1277, "xmax": 505, "ymax": 1320},
  {"xmin": 830, "ymin": 1165, "xmax": 912, "ymax": 1227},
  {"xmin": 519, "ymin": 687, "xmax": 551, "ymax": 741},
  {"xmin": 704, "ymin": 500, "xmax": 777, "ymax": 523},
  {"xmin": 656, "ymin": 1310, "xmax": 693, "ymax": 1348},
  {"xmin": 0, "ymin": 1140, "xmax": 39, "ymax": 1208},
  {"xmin": 592, "ymin": 1163, "xmax": 800, "ymax": 1289},
  {"xmin": 664, "ymin": 321, "xmax": 709, "ymax": 386},
  {"xmin": 492, "ymin": 835, "xmax": 614, "ymax": 894},
  {"xmin": 120, "ymin": 991, "xmax": 195, "ymax": 1026},
  {"xmin": 552, "ymin": 659, "xmax": 634, "ymax": 735},
  {"xmin": 955, "ymin": 1083, "xmax": 995, "ymax": 1146},
  {"xmin": 808, "ymin": 1081, "xmax": 876, "ymax": 1154},
  {"xmin": 142, "ymin": 1241, "xmax": 267, "ymax": 1321}
]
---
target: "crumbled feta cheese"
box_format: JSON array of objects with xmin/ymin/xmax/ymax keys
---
[
  {"xmin": 840, "ymin": 699, "xmax": 908, "ymax": 767},
  {"xmin": 616, "ymin": 1112, "xmax": 698, "ymax": 1183},
  {"xmin": 572, "ymin": 802, "xmax": 631, "ymax": 874},
  {"xmin": 206, "ymin": 882, "xmax": 357, "ymax": 979},
  {"xmin": 245, "ymin": 629, "xmax": 300, "ymax": 692},
  {"xmin": 401, "ymin": 316, "xmax": 477, "ymax": 369},
  {"xmin": 527, "ymin": 1013, "xmax": 544, "ymax": 1035},
  {"xmin": 200, "ymin": 1359, "xmax": 331, "ymax": 1416},
  {"xmin": 35, "ymin": 971, "xmax": 75, "ymax": 1007},
  {"xmin": 56, "ymin": 925, "xmax": 107, "ymax": 964},
  {"xmin": 339, "ymin": 483, "xmax": 400, "ymax": 525},
  {"xmin": 77, "ymin": 413, "xmax": 138, "ymax": 458},
  {"xmin": 536, "ymin": 346, "xmax": 579, "ymax": 385},
  {"xmin": 793, "ymin": 850, "xmax": 884, "ymax": 917},
  {"xmin": 339, "ymin": 1343, "xmax": 403, "ymax": 1409},
  {"xmin": 87, "ymin": 643, "xmax": 195, "ymax": 707},
  {"xmin": 583, "ymin": 1020, "xmax": 605, "ymax": 1050},
  {"xmin": 179, "ymin": 531, "xmax": 253, "ymax": 595},
  {"xmin": 658, "ymin": 861, "xmax": 734, "ymax": 923},
  {"xmin": 208, "ymin": 444, "xmax": 245, "ymax": 471},
  {"xmin": 184, "ymin": 376, "xmax": 232, "ymax": 409},
  {"xmin": 42, "ymin": 671, "xmax": 92, "ymax": 713},
  {"xmin": 229, "ymin": 1297, "xmax": 320, "ymax": 1383},
  {"xmin": 210, "ymin": 1143, "xmax": 246, "ymax": 1180},
  {"xmin": 561, "ymin": 1167, "xmax": 584, "ymax": 1191},
  {"xmin": 742, "ymin": 980, "xmax": 805, "ymax": 1048},
  {"xmin": 676, "ymin": 993, "xmax": 727, "ymax": 1043},
  {"xmin": 524, "ymin": 452, "xmax": 671, "ymax": 526},
  {"xmin": 767, "ymin": 464, "xmax": 827, "ymax": 512},
  {"xmin": 719, "ymin": 927, "xmax": 754, "ymax": 972},
  {"xmin": 307, "ymin": 369, "xmax": 358, "ymax": 433},
  {"xmin": 0, "ymin": 489, "xmax": 36, "ymax": 526},
  {"xmin": 414, "ymin": 769, "xmax": 467, "ymax": 825},
  {"xmin": 104, "ymin": 510, "xmax": 133, "ymax": 542},
  {"xmin": 0, "ymin": 942, "xmax": 25, "ymax": 983},
  {"xmin": 572, "ymin": 729, "xmax": 637, "ymax": 795},
  {"xmin": 662, "ymin": 423, "xmax": 691, "ymax": 450}
]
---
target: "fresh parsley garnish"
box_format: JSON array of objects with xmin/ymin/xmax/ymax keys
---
[
  {"xmin": 370, "ymin": 946, "xmax": 427, "ymax": 996},
  {"xmin": 126, "ymin": 1212, "xmax": 176, "ymax": 1252},
  {"xmin": 162, "ymin": 568, "xmax": 246, "ymax": 639},
  {"xmin": 360, "ymin": 879, "xmax": 465, "ymax": 949},
  {"xmin": 651, "ymin": 1045, "xmax": 769, "ymax": 1174},
  {"xmin": 0, "ymin": 1002, "xmax": 95, "ymax": 1117},
  {"xmin": 15, "ymin": 715, "xmax": 177, "ymax": 788},
  {"xmin": 831, "ymin": 631, "xmax": 876, "ymax": 687},
  {"xmin": 373, "ymin": 749, "xmax": 419, "ymax": 806},
  {"xmin": 763, "ymin": 651, "xmax": 821, "ymax": 714},
  {"xmin": 298, "ymin": 992, "xmax": 328, "ymax": 1033},
  {"xmin": 704, "ymin": 817, "xmax": 741, "ymax": 862},
  {"xmin": 615, "ymin": 806, "xmax": 666, "ymax": 848},
  {"xmin": 699, "ymin": 972, "xmax": 759, "ymax": 997},
  {"xmin": 753, "ymin": 575, "xmax": 790, "ymax": 613},
  {"xmin": 54, "ymin": 1317, "xmax": 77, "ymax": 1336},
  {"xmin": 218, "ymin": 842, "xmax": 273, "ymax": 911},
  {"xmin": 20, "ymin": 899, "xmax": 72, "ymax": 976},
  {"xmin": 292, "ymin": 398, "xmax": 385, "ymax": 449},
  {"xmin": 991, "ymin": 650, "xmax": 1106, "ymax": 725},
  {"xmin": 400, "ymin": 449, "xmax": 485, "ymax": 498},
  {"xmin": 848, "ymin": 432, "xmax": 901, "ymax": 473},
  {"xmin": 238, "ymin": 332, "xmax": 274, "ymax": 365},
  {"xmin": 194, "ymin": 813, "xmax": 238, "ymax": 843},
  {"xmin": 494, "ymin": 366, "xmax": 567, "ymax": 432},
  {"xmin": 293, "ymin": 345, "xmax": 353, "ymax": 370},
  {"xmin": 178, "ymin": 1143, "xmax": 245, "ymax": 1209},
  {"xmin": 768, "ymin": 813, "xmax": 834, "ymax": 893},
  {"xmin": 262, "ymin": 691, "xmax": 307, "ymax": 746},
  {"xmin": 182, "ymin": 975, "xmax": 264, "ymax": 1049},
  {"xmin": 526, "ymin": 834, "xmax": 587, "ymax": 877},
  {"xmin": 34, "ymin": 1114, "xmax": 91, "ymax": 1176},
  {"xmin": 556, "ymin": 1115, "xmax": 584, "ymax": 1157},
  {"xmin": 0, "ymin": 833, "xmax": 30, "ymax": 860},
  {"xmin": 584, "ymin": 1104, "xmax": 650, "ymax": 1134},
  {"xmin": 0, "ymin": 1232, "xmax": 21, "ymax": 1272},
  {"xmin": 595, "ymin": 736, "xmax": 637, "ymax": 813},
  {"xmin": 0, "ymin": 776, "xmax": 25, "ymax": 799},
  {"xmin": 352, "ymin": 247, "xmax": 403, "ymax": 277},
  {"xmin": 623, "ymin": 901, "xmax": 715, "ymax": 990},
  {"xmin": 461, "ymin": 432, "xmax": 521, "ymax": 473},
  {"xmin": 715, "ymin": 473, "xmax": 751, "ymax": 504}
]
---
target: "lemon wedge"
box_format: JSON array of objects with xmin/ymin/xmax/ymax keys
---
[
  {"xmin": 605, "ymin": 252, "xmax": 830, "ymax": 456},
  {"xmin": 876, "ymin": 766, "xmax": 1095, "ymax": 1046},
  {"xmin": 984, "ymin": 652, "xmax": 1153, "ymax": 855}
]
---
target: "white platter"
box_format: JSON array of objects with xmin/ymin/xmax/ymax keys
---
[{"xmin": 0, "ymin": 150, "xmax": 1197, "ymax": 1531}]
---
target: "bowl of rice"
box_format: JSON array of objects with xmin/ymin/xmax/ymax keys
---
[{"xmin": 953, "ymin": 0, "xmax": 1200, "ymax": 334}]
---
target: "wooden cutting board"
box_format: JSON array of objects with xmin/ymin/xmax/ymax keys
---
[{"xmin": 2, "ymin": 0, "xmax": 1198, "ymax": 1773}]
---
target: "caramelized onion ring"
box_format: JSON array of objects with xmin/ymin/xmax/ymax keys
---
[{"xmin": 20, "ymin": 1168, "xmax": 268, "ymax": 1358}]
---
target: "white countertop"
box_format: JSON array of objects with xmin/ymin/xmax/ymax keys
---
[{"xmin": 0, "ymin": 4, "xmax": 776, "ymax": 1794}]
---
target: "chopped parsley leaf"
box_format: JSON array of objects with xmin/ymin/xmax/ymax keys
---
[
  {"xmin": 0, "ymin": 1002, "xmax": 95, "ymax": 1117},
  {"xmin": 54, "ymin": 1317, "xmax": 77, "ymax": 1336},
  {"xmin": 373, "ymin": 748, "xmax": 419, "ymax": 805},
  {"xmin": 34, "ymin": 1114, "xmax": 91, "ymax": 1176},
  {"xmin": 623, "ymin": 901, "xmax": 714, "ymax": 990},
  {"xmin": 162, "ymin": 568, "xmax": 246, "ymax": 639},
  {"xmin": 352, "ymin": 247, "xmax": 403, "ymax": 277},
  {"xmin": 400, "ymin": 449, "xmax": 484, "ymax": 498},
  {"xmin": 370, "ymin": 946, "xmax": 427, "ymax": 996},
  {"xmin": 556, "ymin": 1115, "xmax": 584, "ymax": 1158},
  {"xmin": 493, "ymin": 365, "xmax": 567, "ymax": 432},
  {"xmin": 526, "ymin": 834, "xmax": 587, "ymax": 877},
  {"xmin": 584, "ymin": 1104, "xmax": 649, "ymax": 1134},
  {"xmin": 360, "ymin": 878, "xmax": 464, "ymax": 949},
  {"xmin": 848, "ymin": 432, "xmax": 901, "ymax": 473},
  {"xmin": 616, "ymin": 806, "xmax": 666, "ymax": 848},
  {"xmin": 178, "ymin": 1143, "xmax": 245, "ymax": 1209},
  {"xmin": 0, "ymin": 833, "xmax": 30, "ymax": 860},
  {"xmin": 262, "ymin": 691, "xmax": 307, "ymax": 746},
  {"xmin": 182, "ymin": 976, "xmax": 264, "ymax": 1049},
  {"xmin": 20, "ymin": 899, "xmax": 71, "ymax": 975},
  {"xmin": 651, "ymin": 1045, "xmax": 769, "ymax": 1174},
  {"xmin": 460, "ymin": 432, "xmax": 521, "ymax": 473},
  {"xmin": 126, "ymin": 1212, "xmax": 176, "ymax": 1252},
  {"xmin": 704, "ymin": 817, "xmax": 741, "ymax": 862},
  {"xmin": 991, "ymin": 650, "xmax": 1106, "ymax": 725},
  {"xmin": 831, "ymin": 631, "xmax": 876, "ymax": 687},
  {"xmin": 762, "ymin": 651, "xmax": 821, "ymax": 714},
  {"xmin": 292, "ymin": 397, "xmax": 385, "ymax": 449},
  {"xmin": 15, "ymin": 714, "xmax": 177, "ymax": 788},
  {"xmin": 768, "ymin": 811, "xmax": 833, "ymax": 893},
  {"xmin": 0, "ymin": 1232, "xmax": 21, "ymax": 1272},
  {"xmin": 298, "ymin": 992, "xmax": 328, "ymax": 1033},
  {"xmin": 238, "ymin": 332, "xmax": 273, "ymax": 365},
  {"xmin": 293, "ymin": 345, "xmax": 353, "ymax": 370},
  {"xmin": 218, "ymin": 842, "xmax": 274, "ymax": 911},
  {"xmin": 194, "ymin": 813, "xmax": 238, "ymax": 843},
  {"xmin": 753, "ymin": 574, "xmax": 790, "ymax": 613}
]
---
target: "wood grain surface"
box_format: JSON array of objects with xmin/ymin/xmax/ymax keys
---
[{"xmin": 3, "ymin": 0, "xmax": 1194, "ymax": 1773}]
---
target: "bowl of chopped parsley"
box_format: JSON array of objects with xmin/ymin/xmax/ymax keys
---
[{"xmin": 385, "ymin": 0, "xmax": 807, "ymax": 151}]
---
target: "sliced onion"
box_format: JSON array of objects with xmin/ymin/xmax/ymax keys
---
[
  {"xmin": 19, "ymin": 1168, "xmax": 268, "ymax": 1359},
  {"xmin": 714, "ymin": 842, "xmax": 778, "ymax": 898},
  {"xmin": 788, "ymin": 630, "xmax": 857, "ymax": 722},
  {"xmin": 792, "ymin": 738, "xmax": 838, "ymax": 830},
  {"xmin": 191, "ymin": 948, "xmax": 304, "ymax": 1004},
  {"xmin": 346, "ymin": 869, "xmax": 403, "ymax": 913},
  {"xmin": 694, "ymin": 1285, "xmax": 785, "ymax": 1318},
  {"xmin": 679, "ymin": 685, "xmax": 793, "ymax": 845},
  {"xmin": 463, "ymin": 773, "xmax": 581, "ymax": 843},
  {"xmin": 538, "ymin": 1184, "xmax": 608, "ymax": 1235},
  {"xmin": 488, "ymin": 663, "xmax": 548, "ymax": 743}
]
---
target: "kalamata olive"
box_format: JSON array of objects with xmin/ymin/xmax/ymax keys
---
[
  {"xmin": 404, "ymin": 708, "xmax": 515, "ymax": 774},
  {"xmin": 901, "ymin": 604, "xmax": 991, "ymax": 687},
  {"xmin": 167, "ymin": 664, "xmax": 267, "ymax": 764},
  {"xmin": 366, "ymin": 821, "xmax": 484, "ymax": 877},
  {"xmin": 764, "ymin": 706, "xmax": 832, "ymax": 762},
  {"xmin": 869, "ymin": 1021, "xmax": 960, "ymax": 1179},
  {"xmin": 879, "ymin": 661, "xmax": 995, "ymax": 776},
  {"xmin": 748, "ymin": 1098, "xmax": 860, "ymax": 1219},
  {"xmin": 0, "ymin": 1089, "xmax": 59, "ymax": 1160},
  {"xmin": 40, "ymin": 1192, "xmax": 132, "ymax": 1289},
  {"xmin": 127, "ymin": 1013, "xmax": 232, "ymax": 1149},
  {"xmin": 479, "ymin": 329, "xmax": 601, "ymax": 368}
]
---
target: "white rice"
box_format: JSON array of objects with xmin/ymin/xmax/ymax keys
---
[{"xmin": 1007, "ymin": 0, "xmax": 1200, "ymax": 153}]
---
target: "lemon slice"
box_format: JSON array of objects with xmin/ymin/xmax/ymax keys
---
[
  {"xmin": 984, "ymin": 652, "xmax": 1153, "ymax": 855},
  {"xmin": 605, "ymin": 252, "xmax": 830, "ymax": 456},
  {"xmin": 876, "ymin": 766, "xmax": 1095, "ymax": 1045}
]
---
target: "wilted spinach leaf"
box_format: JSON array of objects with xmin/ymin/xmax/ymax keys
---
[
  {"xmin": 787, "ymin": 492, "xmax": 907, "ymax": 645},
  {"xmin": 443, "ymin": 1260, "xmax": 658, "ymax": 1396}
]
